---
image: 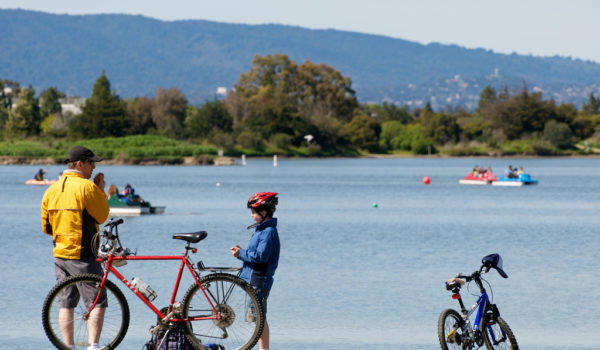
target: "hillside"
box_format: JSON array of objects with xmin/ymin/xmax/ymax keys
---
[{"xmin": 1, "ymin": 9, "xmax": 599, "ymax": 108}]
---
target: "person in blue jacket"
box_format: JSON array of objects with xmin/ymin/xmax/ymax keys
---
[{"xmin": 230, "ymin": 192, "xmax": 280, "ymax": 350}]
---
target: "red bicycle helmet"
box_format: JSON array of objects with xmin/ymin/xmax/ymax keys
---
[{"xmin": 247, "ymin": 192, "xmax": 278, "ymax": 210}]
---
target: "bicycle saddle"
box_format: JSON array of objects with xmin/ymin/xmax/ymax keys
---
[{"xmin": 172, "ymin": 231, "xmax": 208, "ymax": 243}]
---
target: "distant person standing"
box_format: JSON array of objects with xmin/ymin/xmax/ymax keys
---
[
  {"xmin": 41, "ymin": 146, "xmax": 109, "ymax": 350},
  {"xmin": 231, "ymin": 192, "xmax": 280, "ymax": 350}
]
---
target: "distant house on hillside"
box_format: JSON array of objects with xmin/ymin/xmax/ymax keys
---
[{"xmin": 59, "ymin": 97, "xmax": 85, "ymax": 115}]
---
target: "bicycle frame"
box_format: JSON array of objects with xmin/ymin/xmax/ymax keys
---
[
  {"xmin": 86, "ymin": 251, "xmax": 218, "ymax": 324},
  {"xmin": 468, "ymin": 291, "xmax": 489, "ymax": 332},
  {"xmin": 454, "ymin": 276, "xmax": 506, "ymax": 346}
]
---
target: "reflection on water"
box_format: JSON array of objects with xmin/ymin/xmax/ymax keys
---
[{"xmin": 1, "ymin": 158, "xmax": 599, "ymax": 349}]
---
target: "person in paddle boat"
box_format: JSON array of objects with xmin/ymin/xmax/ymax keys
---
[
  {"xmin": 106, "ymin": 184, "xmax": 132, "ymax": 205},
  {"xmin": 122, "ymin": 184, "xmax": 147, "ymax": 206},
  {"xmin": 35, "ymin": 168, "xmax": 47, "ymax": 181}
]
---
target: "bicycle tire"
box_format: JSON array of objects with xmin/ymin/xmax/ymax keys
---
[
  {"xmin": 482, "ymin": 316, "xmax": 519, "ymax": 350},
  {"xmin": 42, "ymin": 273, "xmax": 130, "ymax": 350},
  {"xmin": 438, "ymin": 308, "xmax": 468, "ymax": 350},
  {"xmin": 181, "ymin": 273, "xmax": 264, "ymax": 350}
]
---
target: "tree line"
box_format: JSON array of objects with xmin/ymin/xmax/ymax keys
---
[{"xmin": 2, "ymin": 54, "xmax": 600, "ymax": 156}]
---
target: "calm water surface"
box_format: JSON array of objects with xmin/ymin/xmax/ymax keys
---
[{"xmin": 0, "ymin": 158, "xmax": 598, "ymax": 349}]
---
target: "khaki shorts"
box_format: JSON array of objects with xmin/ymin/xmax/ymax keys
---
[{"xmin": 54, "ymin": 257, "xmax": 108, "ymax": 309}]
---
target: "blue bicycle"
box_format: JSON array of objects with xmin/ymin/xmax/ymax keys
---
[{"xmin": 438, "ymin": 254, "xmax": 518, "ymax": 350}]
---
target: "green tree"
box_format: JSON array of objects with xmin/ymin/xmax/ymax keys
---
[
  {"xmin": 488, "ymin": 89, "xmax": 556, "ymax": 140},
  {"xmin": 477, "ymin": 86, "xmax": 497, "ymax": 111},
  {"xmin": 70, "ymin": 73, "xmax": 128, "ymax": 138},
  {"xmin": 125, "ymin": 97, "xmax": 155, "ymax": 135},
  {"xmin": 389, "ymin": 124, "xmax": 433, "ymax": 154},
  {"xmin": 581, "ymin": 92, "xmax": 600, "ymax": 116},
  {"xmin": 344, "ymin": 115, "xmax": 381, "ymax": 152},
  {"xmin": 363, "ymin": 102, "xmax": 413, "ymax": 124},
  {"xmin": 570, "ymin": 116, "xmax": 594, "ymax": 139},
  {"xmin": 379, "ymin": 120, "xmax": 405, "ymax": 150},
  {"xmin": 185, "ymin": 99, "xmax": 233, "ymax": 139},
  {"xmin": 39, "ymin": 87, "xmax": 64, "ymax": 119},
  {"xmin": 151, "ymin": 88, "xmax": 188, "ymax": 138},
  {"xmin": 231, "ymin": 54, "xmax": 358, "ymax": 150},
  {"xmin": 6, "ymin": 86, "xmax": 41, "ymax": 136},
  {"xmin": 421, "ymin": 113, "xmax": 461, "ymax": 145},
  {"xmin": 544, "ymin": 120, "xmax": 572, "ymax": 149}
]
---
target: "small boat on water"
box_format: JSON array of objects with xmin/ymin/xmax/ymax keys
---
[
  {"xmin": 492, "ymin": 173, "xmax": 538, "ymax": 186},
  {"xmin": 458, "ymin": 172, "xmax": 498, "ymax": 185},
  {"xmin": 109, "ymin": 205, "xmax": 166, "ymax": 216},
  {"xmin": 25, "ymin": 179, "xmax": 57, "ymax": 185},
  {"xmin": 106, "ymin": 183, "xmax": 165, "ymax": 216}
]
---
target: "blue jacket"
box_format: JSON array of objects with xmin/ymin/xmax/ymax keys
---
[{"xmin": 238, "ymin": 218, "xmax": 280, "ymax": 290}]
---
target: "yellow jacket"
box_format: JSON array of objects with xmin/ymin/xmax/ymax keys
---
[{"xmin": 41, "ymin": 171, "xmax": 109, "ymax": 259}]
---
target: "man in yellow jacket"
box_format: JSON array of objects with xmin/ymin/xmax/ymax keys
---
[{"xmin": 42, "ymin": 145, "xmax": 109, "ymax": 350}]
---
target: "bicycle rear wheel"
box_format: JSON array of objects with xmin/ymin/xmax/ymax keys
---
[
  {"xmin": 482, "ymin": 316, "xmax": 518, "ymax": 350},
  {"xmin": 438, "ymin": 308, "xmax": 468, "ymax": 350},
  {"xmin": 182, "ymin": 273, "xmax": 264, "ymax": 350},
  {"xmin": 42, "ymin": 274, "xmax": 130, "ymax": 350}
]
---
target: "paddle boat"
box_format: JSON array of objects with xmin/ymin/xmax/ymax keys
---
[
  {"xmin": 109, "ymin": 204, "xmax": 166, "ymax": 216},
  {"xmin": 458, "ymin": 172, "xmax": 498, "ymax": 185},
  {"xmin": 25, "ymin": 179, "xmax": 57, "ymax": 185},
  {"xmin": 492, "ymin": 173, "xmax": 538, "ymax": 186},
  {"xmin": 107, "ymin": 185, "xmax": 165, "ymax": 216}
]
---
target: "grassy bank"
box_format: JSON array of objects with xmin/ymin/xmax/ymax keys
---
[
  {"xmin": 1, "ymin": 135, "xmax": 597, "ymax": 165},
  {"xmin": 0, "ymin": 135, "xmax": 218, "ymax": 162}
]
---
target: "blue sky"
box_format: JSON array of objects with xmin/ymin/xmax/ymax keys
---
[{"xmin": 2, "ymin": 0, "xmax": 600, "ymax": 63}]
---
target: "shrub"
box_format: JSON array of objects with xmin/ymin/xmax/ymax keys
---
[
  {"xmin": 236, "ymin": 131, "xmax": 263, "ymax": 149},
  {"xmin": 544, "ymin": 120, "xmax": 572, "ymax": 149},
  {"xmin": 269, "ymin": 133, "xmax": 294, "ymax": 150}
]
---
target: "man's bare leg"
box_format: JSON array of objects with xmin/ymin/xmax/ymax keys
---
[
  {"xmin": 59, "ymin": 308, "xmax": 75, "ymax": 346},
  {"xmin": 87, "ymin": 307, "xmax": 105, "ymax": 345}
]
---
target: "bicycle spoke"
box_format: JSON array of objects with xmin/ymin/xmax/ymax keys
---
[{"xmin": 182, "ymin": 274, "xmax": 263, "ymax": 350}]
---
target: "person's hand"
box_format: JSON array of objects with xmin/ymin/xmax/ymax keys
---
[
  {"xmin": 94, "ymin": 173, "xmax": 105, "ymax": 191},
  {"xmin": 230, "ymin": 244, "xmax": 241, "ymax": 258}
]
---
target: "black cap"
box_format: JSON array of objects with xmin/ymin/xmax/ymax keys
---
[{"xmin": 67, "ymin": 146, "xmax": 103, "ymax": 163}]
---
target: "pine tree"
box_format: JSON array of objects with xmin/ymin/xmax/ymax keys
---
[{"xmin": 70, "ymin": 73, "xmax": 128, "ymax": 138}]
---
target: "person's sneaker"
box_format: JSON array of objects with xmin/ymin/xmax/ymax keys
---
[{"xmin": 246, "ymin": 308, "xmax": 255, "ymax": 323}]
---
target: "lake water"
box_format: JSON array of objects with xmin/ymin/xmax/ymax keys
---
[{"xmin": 0, "ymin": 157, "xmax": 599, "ymax": 350}]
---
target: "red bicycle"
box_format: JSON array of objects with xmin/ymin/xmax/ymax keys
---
[{"xmin": 42, "ymin": 218, "xmax": 264, "ymax": 350}]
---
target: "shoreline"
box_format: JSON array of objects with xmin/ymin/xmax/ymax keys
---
[
  {"xmin": 1, "ymin": 153, "xmax": 599, "ymax": 166},
  {"xmin": 0, "ymin": 155, "xmax": 239, "ymax": 166}
]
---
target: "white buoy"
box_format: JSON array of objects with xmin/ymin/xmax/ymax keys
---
[
  {"xmin": 273, "ymin": 155, "xmax": 278, "ymax": 167},
  {"xmin": 241, "ymin": 154, "xmax": 247, "ymax": 166},
  {"xmin": 216, "ymin": 182, "xmax": 221, "ymax": 187}
]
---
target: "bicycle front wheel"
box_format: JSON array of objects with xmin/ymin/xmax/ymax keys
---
[
  {"xmin": 482, "ymin": 316, "xmax": 518, "ymax": 350},
  {"xmin": 438, "ymin": 308, "xmax": 468, "ymax": 350},
  {"xmin": 42, "ymin": 274, "xmax": 130, "ymax": 350},
  {"xmin": 182, "ymin": 273, "xmax": 264, "ymax": 350}
]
